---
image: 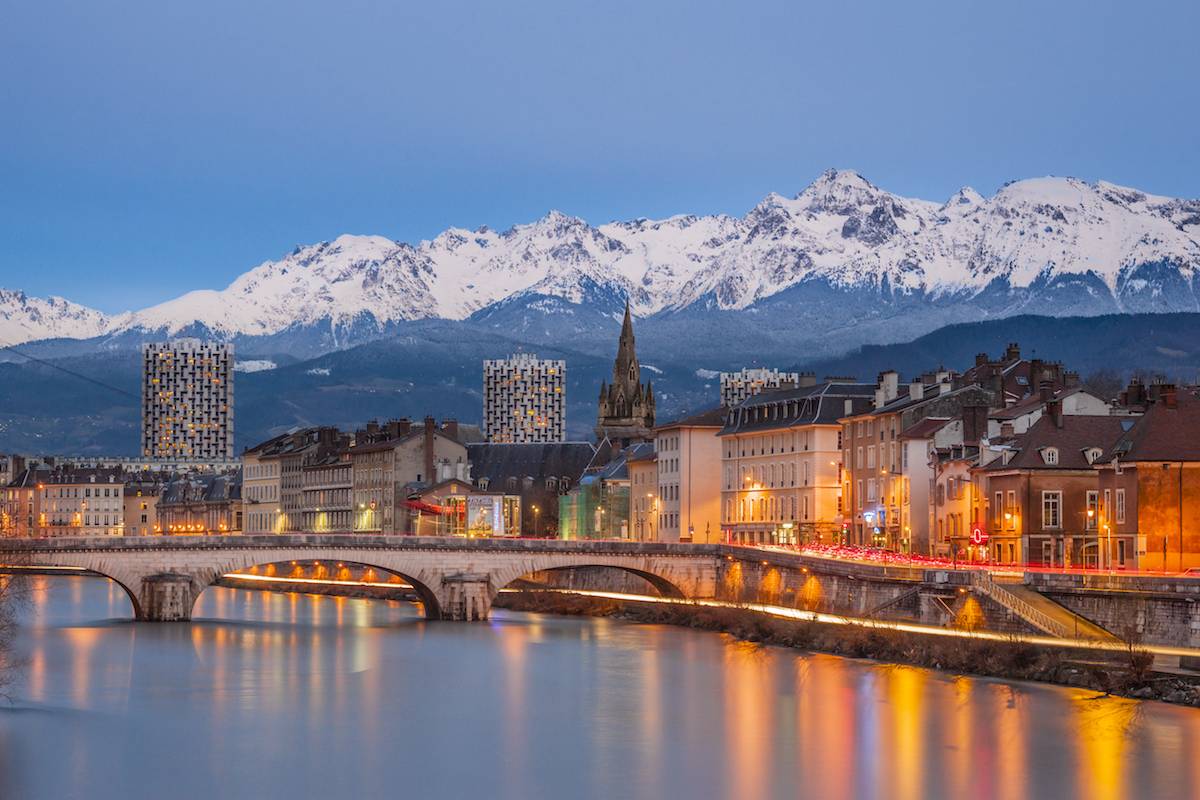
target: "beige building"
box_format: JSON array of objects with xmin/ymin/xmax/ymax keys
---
[
  {"xmin": 34, "ymin": 468, "xmax": 126, "ymax": 536},
  {"xmin": 123, "ymin": 483, "xmax": 160, "ymax": 536},
  {"xmin": 720, "ymin": 381, "xmax": 875, "ymax": 545},
  {"xmin": 350, "ymin": 418, "xmax": 470, "ymax": 534},
  {"xmin": 655, "ymin": 407, "xmax": 724, "ymax": 543},
  {"xmin": 627, "ymin": 444, "xmax": 658, "ymax": 541},
  {"xmin": 300, "ymin": 448, "xmax": 353, "ymax": 533}
]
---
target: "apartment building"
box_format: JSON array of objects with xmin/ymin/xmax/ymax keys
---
[
  {"xmin": 628, "ymin": 445, "xmax": 658, "ymax": 541},
  {"xmin": 1097, "ymin": 385, "xmax": 1200, "ymax": 572},
  {"xmin": 483, "ymin": 353, "xmax": 566, "ymax": 443},
  {"xmin": 26, "ymin": 468, "xmax": 126, "ymax": 536},
  {"xmin": 719, "ymin": 368, "xmax": 801, "ymax": 408},
  {"xmin": 655, "ymin": 407, "xmax": 724, "ymax": 543},
  {"xmin": 350, "ymin": 418, "xmax": 470, "ymax": 534},
  {"xmin": 123, "ymin": 481, "xmax": 160, "ymax": 536},
  {"xmin": 977, "ymin": 408, "xmax": 1128, "ymax": 567},
  {"xmin": 300, "ymin": 447, "xmax": 353, "ymax": 532},
  {"xmin": 142, "ymin": 339, "xmax": 234, "ymax": 461},
  {"xmin": 720, "ymin": 380, "xmax": 875, "ymax": 545},
  {"xmin": 841, "ymin": 370, "xmax": 993, "ymax": 550},
  {"xmin": 158, "ymin": 471, "xmax": 243, "ymax": 535}
]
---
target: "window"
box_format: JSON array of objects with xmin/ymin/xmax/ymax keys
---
[
  {"xmin": 867, "ymin": 447, "xmax": 875, "ymax": 469},
  {"xmin": 1042, "ymin": 447, "xmax": 1059, "ymax": 466},
  {"xmin": 1086, "ymin": 491, "xmax": 1098, "ymax": 529},
  {"xmin": 1006, "ymin": 491, "xmax": 1016, "ymax": 530},
  {"xmin": 1042, "ymin": 491, "xmax": 1062, "ymax": 529},
  {"xmin": 1115, "ymin": 489, "xmax": 1126, "ymax": 524},
  {"xmin": 993, "ymin": 491, "xmax": 1002, "ymax": 525},
  {"xmin": 856, "ymin": 480, "xmax": 863, "ymax": 509}
]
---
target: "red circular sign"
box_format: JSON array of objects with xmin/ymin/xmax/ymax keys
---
[{"xmin": 970, "ymin": 525, "xmax": 988, "ymax": 545}]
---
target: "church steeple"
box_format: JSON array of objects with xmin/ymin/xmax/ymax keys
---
[
  {"xmin": 613, "ymin": 301, "xmax": 639, "ymax": 388},
  {"xmin": 595, "ymin": 300, "xmax": 655, "ymax": 447}
]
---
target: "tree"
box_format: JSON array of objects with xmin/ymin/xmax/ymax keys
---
[{"xmin": 0, "ymin": 570, "xmax": 28, "ymax": 701}]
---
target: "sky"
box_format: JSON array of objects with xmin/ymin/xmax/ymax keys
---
[{"xmin": 1, "ymin": 0, "xmax": 1197, "ymax": 313}]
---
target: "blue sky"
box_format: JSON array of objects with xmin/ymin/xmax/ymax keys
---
[{"xmin": 1, "ymin": 0, "xmax": 1197, "ymax": 312}]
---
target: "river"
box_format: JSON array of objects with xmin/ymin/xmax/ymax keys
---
[{"xmin": 1, "ymin": 575, "xmax": 1198, "ymax": 799}]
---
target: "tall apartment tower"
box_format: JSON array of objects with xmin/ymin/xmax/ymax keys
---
[
  {"xmin": 142, "ymin": 339, "xmax": 234, "ymax": 460},
  {"xmin": 483, "ymin": 353, "xmax": 566, "ymax": 443},
  {"xmin": 719, "ymin": 367, "xmax": 802, "ymax": 407}
]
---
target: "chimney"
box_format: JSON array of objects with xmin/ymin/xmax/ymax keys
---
[
  {"xmin": 1047, "ymin": 398, "xmax": 1063, "ymax": 428},
  {"xmin": 962, "ymin": 403, "xmax": 988, "ymax": 444},
  {"xmin": 423, "ymin": 416, "xmax": 436, "ymax": 484},
  {"xmin": 442, "ymin": 418, "xmax": 460, "ymax": 443},
  {"xmin": 879, "ymin": 370, "xmax": 900, "ymax": 402},
  {"xmin": 797, "ymin": 372, "xmax": 817, "ymax": 388},
  {"xmin": 1039, "ymin": 381, "xmax": 1054, "ymax": 402},
  {"xmin": 397, "ymin": 417, "xmax": 412, "ymax": 436},
  {"xmin": 1164, "ymin": 387, "xmax": 1179, "ymax": 409},
  {"xmin": 366, "ymin": 420, "xmax": 380, "ymax": 437},
  {"xmin": 1000, "ymin": 421, "xmax": 1015, "ymax": 438},
  {"xmin": 975, "ymin": 352, "xmax": 989, "ymax": 367},
  {"xmin": 909, "ymin": 380, "xmax": 924, "ymax": 401},
  {"xmin": 1004, "ymin": 342, "xmax": 1021, "ymax": 362},
  {"xmin": 939, "ymin": 380, "xmax": 952, "ymax": 396},
  {"xmin": 874, "ymin": 387, "xmax": 886, "ymax": 409}
]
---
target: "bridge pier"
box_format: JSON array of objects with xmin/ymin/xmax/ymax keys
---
[
  {"xmin": 440, "ymin": 573, "xmax": 493, "ymax": 621},
  {"xmin": 138, "ymin": 573, "xmax": 201, "ymax": 622}
]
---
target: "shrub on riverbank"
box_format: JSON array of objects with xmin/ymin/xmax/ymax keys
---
[{"xmin": 493, "ymin": 591, "xmax": 1200, "ymax": 707}]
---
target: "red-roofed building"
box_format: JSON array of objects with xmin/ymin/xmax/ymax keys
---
[
  {"xmin": 1097, "ymin": 386, "xmax": 1200, "ymax": 571},
  {"xmin": 976, "ymin": 409, "xmax": 1129, "ymax": 567}
]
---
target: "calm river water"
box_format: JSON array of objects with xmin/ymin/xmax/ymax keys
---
[{"xmin": 2, "ymin": 575, "xmax": 1199, "ymax": 799}]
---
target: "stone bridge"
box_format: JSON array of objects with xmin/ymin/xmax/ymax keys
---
[{"xmin": 0, "ymin": 535, "xmax": 723, "ymax": 622}]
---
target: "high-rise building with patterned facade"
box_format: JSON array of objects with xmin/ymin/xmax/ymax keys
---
[
  {"xmin": 719, "ymin": 368, "xmax": 802, "ymax": 408},
  {"xmin": 483, "ymin": 353, "xmax": 566, "ymax": 443},
  {"xmin": 142, "ymin": 339, "xmax": 234, "ymax": 461}
]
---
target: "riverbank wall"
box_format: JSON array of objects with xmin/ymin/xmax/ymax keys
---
[{"xmin": 493, "ymin": 590, "xmax": 1200, "ymax": 708}]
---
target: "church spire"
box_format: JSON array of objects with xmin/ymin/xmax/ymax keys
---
[
  {"xmin": 613, "ymin": 300, "xmax": 639, "ymax": 387},
  {"xmin": 596, "ymin": 299, "xmax": 654, "ymax": 447}
]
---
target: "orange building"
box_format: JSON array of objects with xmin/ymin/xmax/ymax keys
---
[{"xmin": 1098, "ymin": 387, "xmax": 1200, "ymax": 572}]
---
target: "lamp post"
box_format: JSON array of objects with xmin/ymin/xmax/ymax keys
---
[
  {"xmin": 532, "ymin": 504, "xmax": 540, "ymax": 538},
  {"xmin": 1087, "ymin": 507, "xmax": 1096, "ymax": 569},
  {"xmin": 646, "ymin": 493, "xmax": 656, "ymax": 542}
]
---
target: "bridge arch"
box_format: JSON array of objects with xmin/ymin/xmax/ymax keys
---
[
  {"xmin": 193, "ymin": 557, "xmax": 445, "ymax": 621},
  {"xmin": 491, "ymin": 557, "xmax": 690, "ymax": 601}
]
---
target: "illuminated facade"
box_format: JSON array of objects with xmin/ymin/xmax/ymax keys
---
[
  {"xmin": 157, "ymin": 471, "xmax": 242, "ymax": 534},
  {"xmin": 19, "ymin": 468, "xmax": 126, "ymax": 536},
  {"xmin": 300, "ymin": 449, "xmax": 352, "ymax": 532},
  {"xmin": 721, "ymin": 381, "xmax": 875, "ymax": 546},
  {"xmin": 142, "ymin": 339, "xmax": 234, "ymax": 461},
  {"xmin": 483, "ymin": 353, "xmax": 566, "ymax": 443},
  {"xmin": 655, "ymin": 407, "xmax": 725, "ymax": 544}
]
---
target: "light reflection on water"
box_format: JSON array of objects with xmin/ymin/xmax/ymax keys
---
[{"xmin": 1, "ymin": 575, "xmax": 1199, "ymax": 800}]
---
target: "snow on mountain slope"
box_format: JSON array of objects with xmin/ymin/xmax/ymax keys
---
[
  {"xmin": 4, "ymin": 169, "xmax": 1199, "ymax": 346},
  {"xmin": 0, "ymin": 289, "xmax": 110, "ymax": 345}
]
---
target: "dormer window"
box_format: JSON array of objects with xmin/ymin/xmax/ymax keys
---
[
  {"xmin": 1083, "ymin": 447, "xmax": 1103, "ymax": 465},
  {"xmin": 1042, "ymin": 447, "xmax": 1059, "ymax": 466}
]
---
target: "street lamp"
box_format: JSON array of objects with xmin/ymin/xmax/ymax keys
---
[{"xmin": 532, "ymin": 504, "xmax": 540, "ymax": 537}]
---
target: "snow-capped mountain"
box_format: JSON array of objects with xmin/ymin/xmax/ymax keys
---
[
  {"xmin": 4, "ymin": 170, "xmax": 1199, "ymax": 356},
  {"xmin": 0, "ymin": 289, "xmax": 110, "ymax": 346}
]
